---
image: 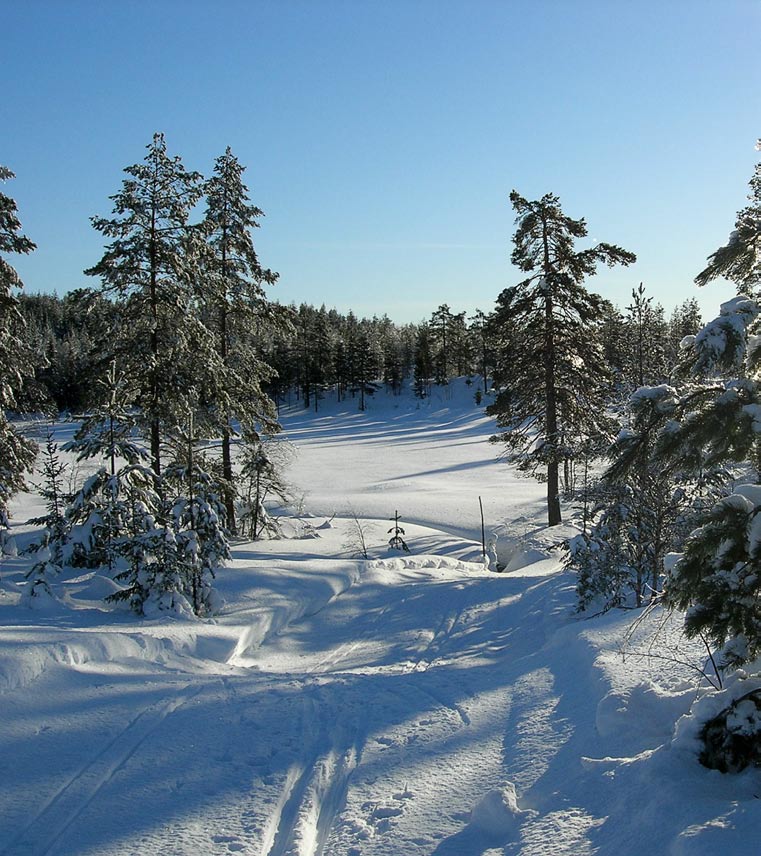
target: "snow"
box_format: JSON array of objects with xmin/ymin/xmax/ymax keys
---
[{"xmin": 1, "ymin": 379, "xmax": 759, "ymax": 855}]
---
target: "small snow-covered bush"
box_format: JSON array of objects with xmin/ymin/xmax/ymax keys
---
[{"xmin": 700, "ymin": 688, "xmax": 761, "ymax": 773}]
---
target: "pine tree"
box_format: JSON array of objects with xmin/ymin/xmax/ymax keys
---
[
  {"xmin": 199, "ymin": 147, "xmax": 284, "ymax": 531},
  {"xmin": 0, "ymin": 166, "xmax": 37, "ymax": 552},
  {"xmin": 621, "ymin": 283, "xmax": 669, "ymax": 389},
  {"xmin": 430, "ymin": 304, "xmax": 454, "ymax": 384},
  {"xmin": 85, "ymin": 133, "xmax": 206, "ymax": 475},
  {"xmin": 488, "ymin": 191, "xmax": 636, "ymax": 526},
  {"xmin": 469, "ymin": 309, "xmax": 491, "ymax": 394},
  {"xmin": 695, "ymin": 140, "xmax": 761, "ymax": 293},
  {"xmin": 413, "ymin": 324, "xmax": 434, "ymax": 399}
]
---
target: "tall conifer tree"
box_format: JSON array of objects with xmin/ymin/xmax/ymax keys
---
[
  {"xmin": 86, "ymin": 133, "xmax": 205, "ymax": 475},
  {"xmin": 0, "ymin": 166, "xmax": 37, "ymax": 549},
  {"xmin": 199, "ymin": 147, "xmax": 283, "ymax": 530},
  {"xmin": 489, "ymin": 191, "xmax": 636, "ymax": 526}
]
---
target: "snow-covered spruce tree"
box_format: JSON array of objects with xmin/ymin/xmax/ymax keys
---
[
  {"xmin": 197, "ymin": 147, "xmax": 286, "ymax": 532},
  {"xmin": 656, "ymin": 295, "xmax": 761, "ymax": 667},
  {"xmin": 102, "ymin": 464, "xmax": 172, "ymax": 613},
  {"xmin": 568, "ymin": 385, "xmax": 713, "ymax": 612},
  {"xmin": 388, "ymin": 510, "xmax": 410, "ymax": 552},
  {"xmin": 656, "ymin": 146, "xmax": 761, "ymax": 665},
  {"xmin": 85, "ymin": 133, "xmax": 210, "ymax": 476},
  {"xmin": 488, "ymin": 191, "xmax": 636, "ymax": 526},
  {"xmin": 0, "ymin": 166, "xmax": 37, "ymax": 553},
  {"xmin": 162, "ymin": 422, "xmax": 229, "ymax": 616},
  {"xmin": 24, "ymin": 429, "xmax": 71, "ymax": 601},
  {"xmin": 64, "ymin": 361, "xmax": 144, "ymax": 477},
  {"xmin": 237, "ymin": 439, "xmax": 293, "ymax": 540},
  {"xmin": 94, "ymin": 459, "xmax": 221, "ymax": 618},
  {"xmin": 62, "ymin": 361, "xmax": 147, "ymax": 570},
  {"xmin": 667, "ymin": 298, "xmax": 702, "ymax": 367}
]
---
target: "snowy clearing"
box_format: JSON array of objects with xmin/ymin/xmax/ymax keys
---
[{"xmin": 1, "ymin": 381, "xmax": 759, "ymax": 855}]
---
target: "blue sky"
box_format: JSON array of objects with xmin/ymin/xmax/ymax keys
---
[{"xmin": 4, "ymin": 0, "xmax": 759, "ymax": 322}]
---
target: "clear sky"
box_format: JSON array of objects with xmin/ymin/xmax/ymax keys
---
[{"xmin": 3, "ymin": 0, "xmax": 759, "ymax": 323}]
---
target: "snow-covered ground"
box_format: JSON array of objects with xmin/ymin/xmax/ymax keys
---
[{"xmin": 1, "ymin": 381, "xmax": 759, "ymax": 855}]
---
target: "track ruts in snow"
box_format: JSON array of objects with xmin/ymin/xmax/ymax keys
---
[
  {"xmin": 261, "ymin": 684, "xmax": 363, "ymax": 856},
  {"xmin": 2, "ymin": 681, "xmax": 205, "ymax": 856}
]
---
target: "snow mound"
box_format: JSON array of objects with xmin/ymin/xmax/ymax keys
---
[
  {"xmin": 469, "ymin": 783, "xmax": 530, "ymax": 836},
  {"xmin": 596, "ymin": 680, "xmax": 695, "ymax": 748},
  {"xmin": 69, "ymin": 572, "xmax": 123, "ymax": 601}
]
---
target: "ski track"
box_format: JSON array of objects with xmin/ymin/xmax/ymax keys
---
[
  {"xmin": 261, "ymin": 686, "xmax": 362, "ymax": 856},
  {"xmin": 2, "ymin": 681, "xmax": 206, "ymax": 856},
  {"xmin": 254, "ymin": 572, "xmax": 488, "ymax": 855}
]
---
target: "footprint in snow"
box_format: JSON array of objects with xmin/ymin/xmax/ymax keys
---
[{"xmin": 211, "ymin": 834, "xmax": 245, "ymax": 851}]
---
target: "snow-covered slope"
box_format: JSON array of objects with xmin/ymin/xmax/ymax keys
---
[{"xmin": 0, "ymin": 381, "xmax": 758, "ymax": 855}]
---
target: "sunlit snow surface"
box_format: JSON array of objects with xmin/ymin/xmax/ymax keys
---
[{"xmin": 1, "ymin": 381, "xmax": 759, "ymax": 855}]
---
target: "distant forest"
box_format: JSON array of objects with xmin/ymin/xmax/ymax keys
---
[{"xmin": 15, "ymin": 287, "xmax": 701, "ymax": 416}]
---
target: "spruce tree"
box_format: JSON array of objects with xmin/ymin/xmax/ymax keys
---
[
  {"xmin": 568, "ymin": 385, "xmax": 711, "ymax": 612},
  {"xmin": 24, "ymin": 430, "xmax": 70, "ymax": 600},
  {"xmin": 413, "ymin": 324, "xmax": 434, "ymax": 399},
  {"xmin": 643, "ymin": 294, "xmax": 761, "ymax": 667},
  {"xmin": 63, "ymin": 361, "xmax": 147, "ymax": 570},
  {"xmin": 349, "ymin": 325, "xmax": 379, "ymax": 411},
  {"xmin": 488, "ymin": 191, "xmax": 636, "ymax": 526},
  {"xmin": 667, "ymin": 298, "xmax": 702, "ymax": 366},
  {"xmin": 85, "ymin": 133, "xmax": 206, "ymax": 475},
  {"xmin": 63, "ymin": 361, "xmax": 144, "ymax": 475},
  {"xmin": 238, "ymin": 440, "xmax": 293, "ymax": 540},
  {"xmin": 0, "ymin": 166, "xmax": 37, "ymax": 552},
  {"xmin": 163, "ymin": 421, "xmax": 228, "ymax": 616},
  {"xmin": 199, "ymin": 147, "xmax": 284, "ymax": 531},
  {"xmin": 469, "ymin": 309, "xmax": 491, "ymax": 394}
]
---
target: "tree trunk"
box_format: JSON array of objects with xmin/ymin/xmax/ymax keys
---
[
  {"xmin": 542, "ymin": 238, "xmax": 562, "ymax": 526},
  {"xmin": 221, "ymin": 424, "xmax": 236, "ymax": 535},
  {"xmin": 219, "ymin": 210, "xmax": 237, "ymax": 535},
  {"xmin": 149, "ymin": 175, "xmax": 161, "ymax": 476}
]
